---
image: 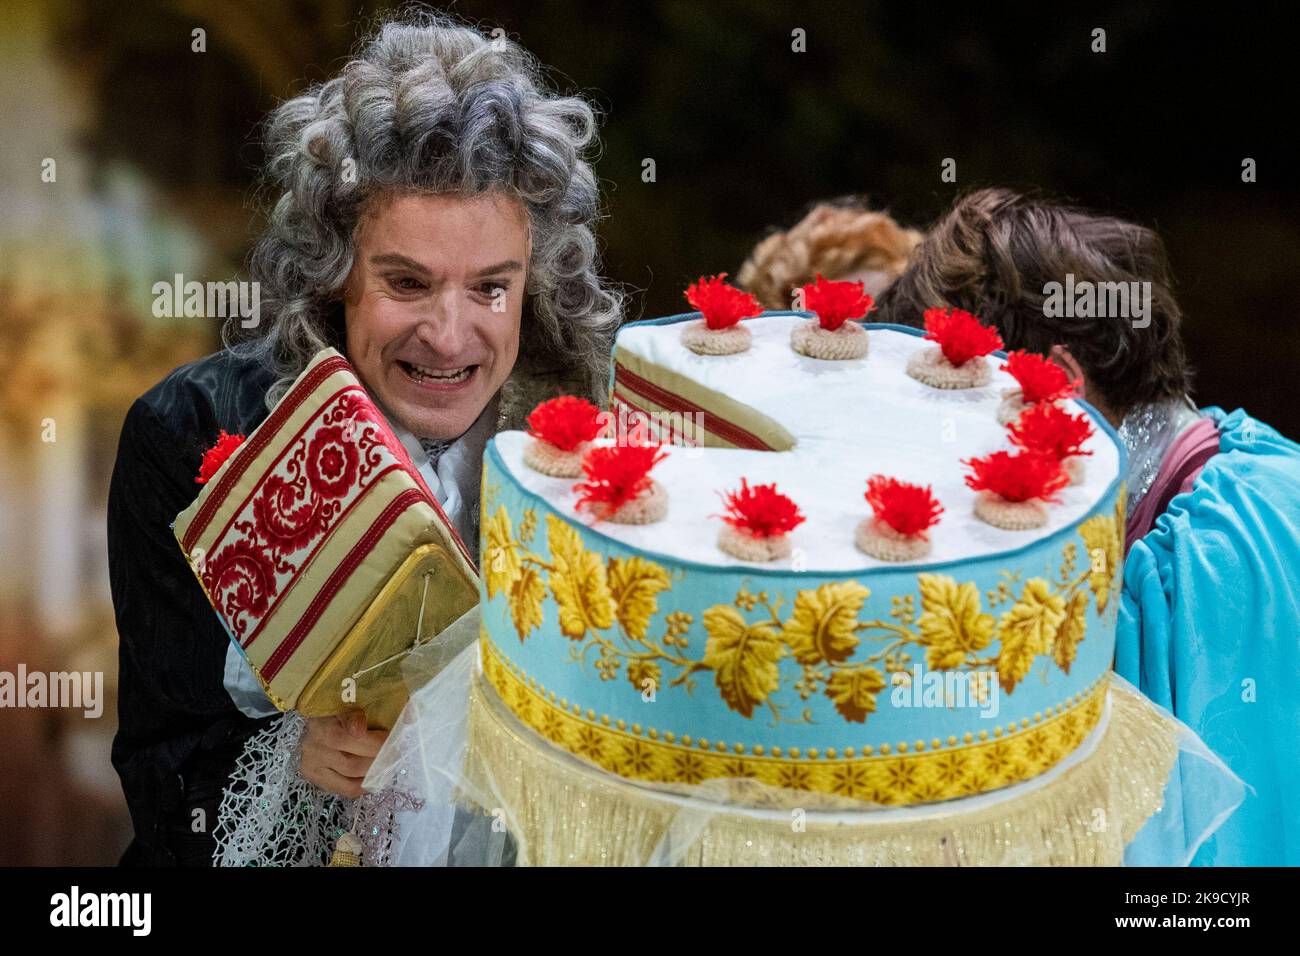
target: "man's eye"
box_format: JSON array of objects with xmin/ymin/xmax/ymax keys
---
[
  {"xmin": 388, "ymin": 276, "xmax": 425, "ymax": 292},
  {"xmin": 477, "ymin": 280, "xmax": 508, "ymax": 296}
]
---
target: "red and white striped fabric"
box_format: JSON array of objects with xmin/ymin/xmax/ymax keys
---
[{"xmin": 175, "ymin": 348, "xmax": 479, "ymax": 726}]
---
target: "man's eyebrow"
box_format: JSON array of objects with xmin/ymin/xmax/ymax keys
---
[
  {"xmin": 368, "ymin": 254, "xmax": 523, "ymax": 279},
  {"xmin": 369, "ymin": 253, "xmax": 432, "ymax": 277},
  {"xmin": 471, "ymin": 259, "xmax": 525, "ymax": 278}
]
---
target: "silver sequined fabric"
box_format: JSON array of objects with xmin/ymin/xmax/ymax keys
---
[{"xmin": 1117, "ymin": 397, "xmax": 1201, "ymax": 519}]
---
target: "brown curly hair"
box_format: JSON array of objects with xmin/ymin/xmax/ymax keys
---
[
  {"xmin": 737, "ymin": 198, "xmax": 923, "ymax": 309},
  {"xmin": 874, "ymin": 188, "xmax": 1193, "ymax": 420}
]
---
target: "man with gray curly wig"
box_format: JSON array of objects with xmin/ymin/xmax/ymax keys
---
[{"xmin": 107, "ymin": 13, "xmax": 621, "ymax": 866}]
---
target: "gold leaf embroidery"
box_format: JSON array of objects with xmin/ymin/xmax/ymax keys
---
[
  {"xmin": 626, "ymin": 659, "xmax": 661, "ymax": 696},
  {"xmin": 608, "ymin": 556, "xmax": 672, "ymax": 640},
  {"xmin": 916, "ymin": 574, "xmax": 995, "ymax": 670},
  {"xmin": 781, "ymin": 581, "xmax": 870, "ymax": 666},
  {"xmin": 1079, "ymin": 511, "xmax": 1119, "ymax": 613},
  {"xmin": 545, "ymin": 514, "xmax": 614, "ymax": 639},
  {"xmin": 1054, "ymin": 590, "xmax": 1088, "ymax": 674},
  {"xmin": 518, "ymin": 507, "xmax": 538, "ymax": 544},
  {"xmin": 508, "ymin": 564, "xmax": 545, "ymax": 641},
  {"xmin": 493, "ymin": 492, "xmax": 1109, "ymax": 727},
  {"xmin": 996, "ymin": 578, "xmax": 1066, "ymax": 693},
  {"xmin": 702, "ymin": 605, "xmax": 784, "ymax": 718},
  {"xmin": 824, "ymin": 665, "xmax": 887, "ymax": 723},
  {"xmin": 483, "ymin": 505, "xmax": 521, "ymax": 599}
]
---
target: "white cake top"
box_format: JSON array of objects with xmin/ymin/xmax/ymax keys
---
[{"xmin": 493, "ymin": 316, "xmax": 1121, "ymax": 572}]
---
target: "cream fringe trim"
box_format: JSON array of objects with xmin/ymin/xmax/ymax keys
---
[{"xmin": 461, "ymin": 674, "xmax": 1178, "ymax": 866}]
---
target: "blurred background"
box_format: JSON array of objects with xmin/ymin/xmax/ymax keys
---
[{"xmin": 0, "ymin": 0, "xmax": 1295, "ymax": 864}]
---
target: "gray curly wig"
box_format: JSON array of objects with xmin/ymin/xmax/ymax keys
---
[{"xmin": 227, "ymin": 11, "xmax": 623, "ymax": 409}]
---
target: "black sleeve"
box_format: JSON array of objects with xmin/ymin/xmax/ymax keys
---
[
  {"xmin": 109, "ymin": 397, "xmax": 273, "ymax": 863},
  {"xmin": 108, "ymin": 397, "xmax": 236, "ymax": 719}
]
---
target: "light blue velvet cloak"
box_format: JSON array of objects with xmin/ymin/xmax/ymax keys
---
[{"xmin": 1118, "ymin": 407, "xmax": 1300, "ymax": 866}]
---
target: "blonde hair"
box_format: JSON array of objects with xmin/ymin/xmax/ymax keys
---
[{"xmin": 738, "ymin": 201, "xmax": 923, "ymax": 309}]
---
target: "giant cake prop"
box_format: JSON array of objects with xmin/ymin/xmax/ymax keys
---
[
  {"xmin": 475, "ymin": 306, "xmax": 1130, "ymax": 807},
  {"xmin": 174, "ymin": 348, "xmax": 479, "ymax": 730}
]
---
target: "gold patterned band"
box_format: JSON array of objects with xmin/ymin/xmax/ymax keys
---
[{"xmin": 480, "ymin": 635, "xmax": 1110, "ymax": 806}]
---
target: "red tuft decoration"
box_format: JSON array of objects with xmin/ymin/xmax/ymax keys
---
[
  {"xmin": 716, "ymin": 478, "xmax": 806, "ymax": 539},
  {"xmin": 922, "ymin": 307, "xmax": 1003, "ymax": 366},
  {"xmin": 801, "ymin": 274, "xmax": 875, "ymax": 331},
  {"xmin": 527, "ymin": 395, "xmax": 605, "ymax": 451},
  {"xmin": 685, "ymin": 273, "xmax": 763, "ymax": 330},
  {"xmin": 574, "ymin": 444, "xmax": 668, "ymax": 516},
  {"xmin": 963, "ymin": 450, "xmax": 1069, "ymax": 503},
  {"xmin": 864, "ymin": 475, "xmax": 944, "ymax": 539},
  {"xmin": 196, "ymin": 430, "xmax": 246, "ymax": 484},
  {"xmin": 1008, "ymin": 402, "xmax": 1095, "ymax": 461},
  {"xmin": 1000, "ymin": 350, "xmax": 1076, "ymax": 404}
]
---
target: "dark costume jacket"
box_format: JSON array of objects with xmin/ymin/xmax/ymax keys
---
[{"xmin": 108, "ymin": 344, "xmax": 587, "ymax": 865}]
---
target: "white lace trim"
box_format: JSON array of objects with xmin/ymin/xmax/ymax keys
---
[{"xmin": 211, "ymin": 713, "xmax": 422, "ymax": 867}]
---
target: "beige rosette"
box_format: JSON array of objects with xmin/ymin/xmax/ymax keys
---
[
  {"xmin": 598, "ymin": 479, "xmax": 668, "ymax": 524},
  {"xmin": 681, "ymin": 320, "xmax": 752, "ymax": 355},
  {"xmin": 854, "ymin": 517, "xmax": 932, "ymax": 561},
  {"xmin": 907, "ymin": 347, "xmax": 991, "ymax": 389},
  {"xmin": 717, "ymin": 524, "xmax": 792, "ymax": 561},
  {"xmin": 522, "ymin": 438, "xmax": 591, "ymax": 478},
  {"xmin": 973, "ymin": 491, "xmax": 1048, "ymax": 530},
  {"xmin": 790, "ymin": 320, "xmax": 869, "ymax": 360}
]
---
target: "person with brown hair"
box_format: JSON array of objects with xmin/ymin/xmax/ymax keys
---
[
  {"xmin": 875, "ymin": 187, "xmax": 1300, "ymax": 866},
  {"xmin": 737, "ymin": 197, "xmax": 922, "ymax": 309}
]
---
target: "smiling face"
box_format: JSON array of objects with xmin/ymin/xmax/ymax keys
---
[{"xmin": 342, "ymin": 191, "xmax": 530, "ymax": 440}]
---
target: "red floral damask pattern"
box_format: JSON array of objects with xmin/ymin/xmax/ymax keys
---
[
  {"xmin": 200, "ymin": 387, "xmax": 404, "ymax": 645},
  {"xmin": 307, "ymin": 425, "xmax": 360, "ymax": 498},
  {"xmin": 203, "ymin": 536, "xmax": 278, "ymax": 623}
]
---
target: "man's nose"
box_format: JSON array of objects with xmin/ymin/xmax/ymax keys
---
[{"xmin": 414, "ymin": 290, "xmax": 471, "ymax": 357}]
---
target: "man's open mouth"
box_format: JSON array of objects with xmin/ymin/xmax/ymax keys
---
[{"xmin": 397, "ymin": 360, "xmax": 477, "ymax": 386}]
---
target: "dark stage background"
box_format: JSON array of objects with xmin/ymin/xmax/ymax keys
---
[{"xmin": 67, "ymin": 0, "xmax": 1300, "ymax": 428}]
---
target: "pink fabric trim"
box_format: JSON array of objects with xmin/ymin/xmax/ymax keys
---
[{"xmin": 1125, "ymin": 417, "xmax": 1220, "ymax": 552}]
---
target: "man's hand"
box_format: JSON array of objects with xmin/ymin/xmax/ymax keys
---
[{"xmin": 300, "ymin": 710, "xmax": 389, "ymax": 799}]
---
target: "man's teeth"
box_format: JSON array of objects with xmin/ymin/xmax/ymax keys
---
[{"xmin": 404, "ymin": 362, "xmax": 472, "ymax": 383}]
